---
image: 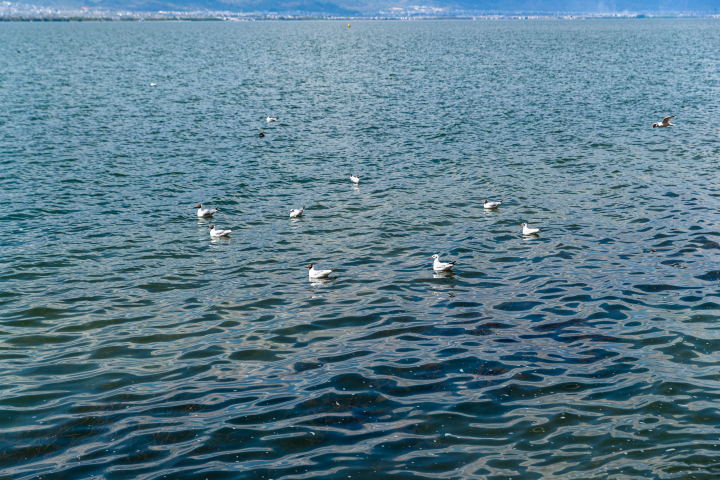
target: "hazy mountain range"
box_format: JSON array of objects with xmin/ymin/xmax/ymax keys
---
[{"xmin": 20, "ymin": 0, "xmax": 720, "ymax": 15}]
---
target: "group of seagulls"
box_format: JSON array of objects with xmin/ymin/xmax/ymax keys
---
[
  {"xmin": 194, "ymin": 204, "xmax": 233, "ymax": 238},
  {"xmin": 193, "ymin": 176, "xmax": 541, "ymax": 278},
  {"xmin": 194, "ymin": 113, "xmax": 676, "ymax": 278},
  {"xmin": 301, "ymin": 114, "xmax": 677, "ymax": 277}
]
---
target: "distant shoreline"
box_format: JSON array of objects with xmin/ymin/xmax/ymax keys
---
[{"xmin": 2, "ymin": 14, "xmax": 720, "ymax": 22}]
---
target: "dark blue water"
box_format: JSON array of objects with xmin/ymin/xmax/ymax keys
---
[{"xmin": 2, "ymin": 18, "xmax": 720, "ymax": 479}]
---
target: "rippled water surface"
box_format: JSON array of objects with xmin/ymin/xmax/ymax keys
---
[{"xmin": 3, "ymin": 18, "xmax": 720, "ymax": 479}]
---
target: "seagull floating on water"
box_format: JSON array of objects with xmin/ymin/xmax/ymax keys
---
[
  {"xmin": 652, "ymin": 115, "xmax": 675, "ymax": 128},
  {"xmin": 290, "ymin": 206, "xmax": 305, "ymax": 218},
  {"xmin": 267, "ymin": 116, "xmax": 277, "ymax": 123},
  {"xmin": 430, "ymin": 254, "xmax": 457, "ymax": 272},
  {"xmin": 194, "ymin": 204, "xmax": 218, "ymax": 218},
  {"xmin": 484, "ymin": 199, "xmax": 503, "ymax": 209},
  {"xmin": 150, "ymin": 83, "xmax": 157, "ymax": 87},
  {"xmin": 305, "ymin": 264, "xmax": 334, "ymax": 278},
  {"xmin": 350, "ymin": 174, "xmax": 360, "ymax": 183},
  {"xmin": 521, "ymin": 222, "xmax": 540, "ymax": 235},
  {"xmin": 208, "ymin": 225, "xmax": 232, "ymax": 237}
]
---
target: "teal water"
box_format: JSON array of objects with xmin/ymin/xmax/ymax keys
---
[{"xmin": 2, "ymin": 18, "xmax": 720, "ymax": 479}]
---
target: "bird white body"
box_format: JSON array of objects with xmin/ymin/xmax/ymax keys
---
[
  {"xmin": 521, "ymin": 223, "xmax": 540, "ymax": 235},
  {"xmin": 150, "ymin": 83, "xmax": 157, "ymax": 87},
  {"xmin": 430, "ymin": 254, "xmax": 456, "ymax": 271},
  {"xmin": 484, "ymin": 199, "xmax": 503, "ymax": 209},
  {"xmin": 306, "ymin": 264, "xmax": 334, "ymax": 278},
  {"xmin": 267, "ymin": 116, "xmax": 277, "ymax": 122},
  {"xmin": 350, "ymin": 174, "xmax": 360, "ymax": 183},
  {"xmin": 208, "ymin": 225, "xmax": 232, "ymax": 237},
  {"xmin": 652, "ymin": 115, "xmax": 675, "ymax": 128},
  {"xmin": 194, "ymin": 204, "xmax": 218, "ymax": 218},
  {"xmin": 290, "ymin": 206, "xmax": 305, "ymax": 218}
]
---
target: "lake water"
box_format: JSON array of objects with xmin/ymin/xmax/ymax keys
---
[{"xmin": 2, "ymin": 18, "xmax": 720, "ymax": 479}]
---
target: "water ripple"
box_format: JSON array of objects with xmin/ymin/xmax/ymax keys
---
[{"xmin": 2, "ymin": 18, "xmax": 720, "ymax": 480}]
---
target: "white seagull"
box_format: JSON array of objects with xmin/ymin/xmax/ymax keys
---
[
  {"xmin": 652, "ymin": 115, "xmax": 675, "ymax": 128},
  {"xmin": 267, "ymin": 116, "xmax": 277, "ymax": 123},
  {"xmin": 194, "ymin": 204, "xmax": 218, "ymax": 218},
  {"xmin": 150, "ymin": 83, "xmax": 157, "ymax": 87},
  {"xmin": 521, "ymin": 222, "xmax": 540, "ymax": 235},
  {"xmin": 290, "ymin": 206, "xmax": 305, "ymax": 218},
  {"xmin": 484, "ymin": 199, "xmax": 503, "ymax": 209},
  {"xmin": 208, "ymin": 225, "xmax": 233, "ymax": 237},
  {"xmin": 350, "ymin": 174, "xmax": 360, "ymax": 183},
  {"xmin": 430, "ymin": 254, "xmax": 457, "ymax": 272},
  {"xmin": 305, "ymin": 263, "xmax": 334, "ymax": 278}
]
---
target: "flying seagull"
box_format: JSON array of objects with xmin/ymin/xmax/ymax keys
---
[{"xmin": 652, "ymin": 116, "xmax": 675, "ymax": 128}]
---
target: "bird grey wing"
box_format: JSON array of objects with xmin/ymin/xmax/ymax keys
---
[{"xmin": 663, "ymin": 116, "xmax": 675, "ymax": 123}]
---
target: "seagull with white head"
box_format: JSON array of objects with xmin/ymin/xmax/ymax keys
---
[
  {"xmin": 305, "ymin": 264, "xmax": 334, "ymax": 278},
  {"xmin": 430, "ymin": 254, "xmax": 457, "ymax": 272},
  {"xmin": 208, "ymin": 225, "xmax": 233, "ymax": 237},
  {"xmin": 652, "ymin": 115, "xmax": 675, "ymax": 128},
  {"xmin": 521, "ymin": 222, "xmax": 540, "ymax": 235}
]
